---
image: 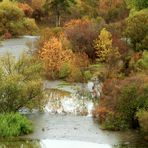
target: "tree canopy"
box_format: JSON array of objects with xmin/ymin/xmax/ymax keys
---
[{"xmin": 44, "ymin": 0, "xmax": 76, "ymax": 26}]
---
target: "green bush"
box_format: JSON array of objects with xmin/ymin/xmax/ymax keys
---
[
  {"xmin": 0, "ymin": 113, "xmax": 33, "ymax": 137},
  {"xmin": 59, "ymin": 63, "xmax": 71, "ymax": 79},
  {"xmin": 23, "ymin": 18, "xmax": 39, "ymax": 35},
  {"xmin": 118, "ymin": 84, "xmax": 148, "ymax": 128},
  {"xmin": 125, "ymin": 9, "xmax": 148, "ymax": 51},
  {"xmin": 0, "ymin": 0, "xmax": 38, "ymax": 37},
  {"xmin": 136, "ymin": 51, "xmax": 148, "ymax": 70},
  {"xmin": 0, "ymin": 53, "xmax": 44, "ymax": 112},
  {"xmin": 83, "ymin": 70, "xmax": 92, "ymax": 81},
  {"xmin": 136, "ymin": 110, "xmax": 148, "ymax": 133},
  {"xmin": 68, "ymin": 67, "xmax": 83, "ymax": 82},
  {"xmin": 136, "ymin": 109, "xmax": 148, "ymax": 140}
]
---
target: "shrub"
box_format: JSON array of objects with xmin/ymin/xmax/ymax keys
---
[
  {"xmin": 127, "ymin": 0, "xmax": 148, "ymax": 10},
  {"xmin": 31, "ymin": 0, "xmax": 45, "ymax": 9},
  {"xmin": 23, "ymin": 18, "xmax": 39, "ymax": 35},
  {"xmin": 59, "ymin": 63, "xmax": 71, "ymax": 79},
  {"xmin": 64, "ymin": 18, "xmax": 105, "ymax": 59},
  {"xmin": 39, "ymin": 37, "xmax": 73, "ymax": 79},
  {"xmin": 0, "ymin": 53, "xmax": 44, "ymax": 112},
  {"xmin": 94, "ymin": 74, "xmax": 148, "ymax": 130},
  {"xmin": 3, "ymin": 31, "xmax": 12, "ymax": 39},
  {"xmin": 99, "ymin": 0, "xmax": 129, "ymax": 23},
  {"xmin": 128, "ymin": 51, "xmax": 148, "ymax": 73},
  {"xmin": 125, "ymin": 9, "xmax": 148, "ymax": 51},
  {"xmin": 93, "ymin": 106, "xmax": 109, "ymax": 124},
  {"xmin": 40, "ymin": 27, "xmax": 62, "ymax": 43},
  {"xmin": 136, "ymin": 51, "xmax": 148, "ymax": 70},
  {"xmin": 67, "ymin": 52, "xmax": 89, "ymax": 82},
  {"xmin": 0, "ymin": 0, "xmax": 38, "ymax": 37},
  {"xmin": 106, "ymin": 21, "xmax": 129, "ymax": 58},
  {"xmin": 83, "ymin": 70, "xmax": 92, "ymax": 81},
  {"xmin": 0, "ymin": 113, "xmax": 33, "ymax": 137},
  {"xmin": 136, "ymin": 110, "xmax": 148, "ymax": 133},
  {"xmin": 136, "ymin": 109, "xmax": 148, "ymax": 140},
  {"xmin": 118, "ymin": 83, "xmax": 148, "ymax": 128},
  {"xmin": 31, "ymin": 0, "xmax": 45, "ymax": 21},
  {"xmin": 39, "ymin": 36, "xmax": 89, "ymax": 81},
  {"xmin": 18, "ymin": 3, "xmax": 33, "ymax": 17},
  {"xmin": 68, "ymin": 66, "xmax": 83, "ymax": 82}
]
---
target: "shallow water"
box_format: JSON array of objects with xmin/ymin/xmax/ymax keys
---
[
  {"xmin": 0, "ymin": 36, "xmax": 38, "ymax": 58},
  {"xmin": 0, "ymin": 38, "xmax": 148, "ymax": 148},
  {"xmin": 0, "ymin": 139, "xmax": 147, "ymax": 148}
]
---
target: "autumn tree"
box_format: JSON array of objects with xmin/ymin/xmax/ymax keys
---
[
  {"xmin": 39, "ymin": 37, "xmax": 73, "ymax": 79},
  {"xmin": 94, "ymin": 28, "xmax": 121, "ymax": 77},
  {"xmin": 64, "ymin": 18, "xmax": 105, "ymax": 59},
  {"xmin": 99, "ymin": 0, "xmax": 129, "ymax": 22},
  {"xmin": 44, "ymin": 0, "xmax": 76, "ymax": 26},
  {"xmin": 94, "ymin": 28, "xmax": 120, "ymax": 62},
  {"xmin": 18, "ymin": 2, "xmax": 33, "ymax": 17}
]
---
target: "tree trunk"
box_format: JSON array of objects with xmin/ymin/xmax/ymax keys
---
[{"xmin": 56, "ymin": 12, "xmax": 61, "ymax": 27}]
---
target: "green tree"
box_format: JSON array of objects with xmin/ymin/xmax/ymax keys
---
[
  {"xmin": 127, "ymin": 0, "xmax": 148, "ymax": 10},
  {"xmin": 77, "ymin": 0, "xmax": 99, "ymax": 18},
  {"xmin": 125, "ymin": 9, "xmax": 148, "ymax": 51},
  {"xmin": 44, "ymin": 0, "xmax": 76, "ymax": 26},
  {"xmin": 0, "ymin": 53, "xmax": 44, "ymax": 112}
]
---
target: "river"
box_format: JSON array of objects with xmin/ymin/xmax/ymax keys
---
[{"xmin": 0, "ymin": 37, "xmax": 147, "ymax": 148}]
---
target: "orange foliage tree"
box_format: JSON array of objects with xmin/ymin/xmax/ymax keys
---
[
  {"xmin": 38, "ymin": 37, "xmax": 73, "ymax": 79},
  {"xmin": 38, "ymin": 34, "xmax": 89, "ymax": 81}
]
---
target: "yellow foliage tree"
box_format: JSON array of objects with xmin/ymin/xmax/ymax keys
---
[
  {"xmin": 94, "ymin": 28, "xmax": 121, "ymax": 78},
  {"xmin": 94, "ymin": 28, "xmax": 120, "ymax": 63}
]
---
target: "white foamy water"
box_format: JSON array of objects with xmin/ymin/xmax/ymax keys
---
[
  {"xmin": 44, "ymin": 92, "xmax": 94, "ymax": 116},
  {"xmin": 43, "ymin": 80, "xmax": 102, "ymax": 116},
  {"xmin": 40, "ymin": 140, "xmax": 112, "ymax": 148}
]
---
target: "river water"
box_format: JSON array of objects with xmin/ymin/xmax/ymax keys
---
[{"xmin": 0, "ymin": 37, "xmax": 147, "ymax": 148}]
